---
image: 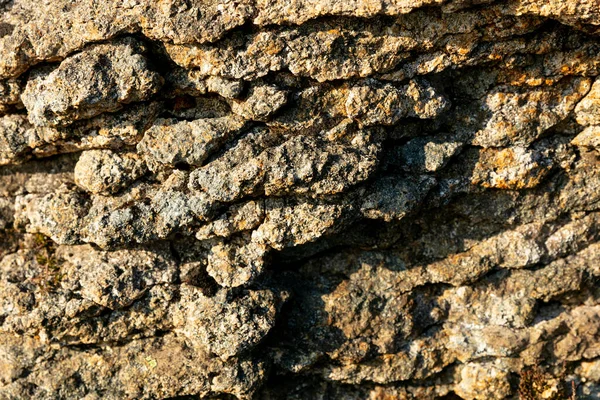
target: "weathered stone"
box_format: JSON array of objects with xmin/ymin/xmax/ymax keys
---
[
  {"xmin": 0, "ymin": 114, "xmax": 40, "ymax": 165},
  {"xmin": 166, "ymin": 69, "xmax": 244, "ymax": 99},
  {"xmin": 5, "ymin": 102, "xmax": 163, "ymax": 164},
  {"xmin": 253, "ymin": 197, "xmax": 350, "ymax": 250},
  {"xmin": 61, "ymin": 244, "xmax": 178, "ymax": 310},
  {"xmin": 361, "ymin": 175, "xmax": 436, "ymax": 221},
  {"xmin": 0, "ymin": 78, "xmax": 23, "ymax": 113},
  {"xmin": 205, "ymin": 234, "xmax": 268, "ymax": 288},
  {"xmin": 471, "ymin": 147, "xmax": 553, "ymax": 190},
  {"xmin": 190, "ymin": 128, "xmax": 381, "ymax": 202},
  {"xmin": 196, "ymin": 200, "xmax": 265, "ymax": 241},
  {"xmin": 455, "ymin": 362, "xmax": 513, "ymax": 400},
  {"xmin": 389, "ymin": 133, "xmax": 464, "ymax": 173},
  {"xmin": 176, "ymin": 286, "xmax": 280, "ymax": 360},
  {"xmin": 15, "ymin": 184, "xmax": 90, "ymax": 244},
  {"xmin": 472, "ymin": 78, "xmax": 591, "ymax": 147},
  {"xmin": 231, "ymin": 85, "xmax": 288, "ymax": 121},
  {"xmin": 345, "ymin": 79, "xmax": 450, "ymax": 126},
  {"xmin": 138, "ymin": 115, "xmax": 247, "ymax": 171},
  {"xmin": 575, "ymin": 78, "xmax": 600, "ymax": 126},
  {"xmin": 572, "ymin": 126, "xmax": 600, "ymax": 148},
  {"xmin": 74, "ymin": 150, "xmax": 147, "ymax": 194},
  {"xmin": 21, "ymin": 38, "xmax": 162, "ymax": 127},
  {"xmin": 2, "ymin": 1, "xmax": 600, "ymax": 399}
]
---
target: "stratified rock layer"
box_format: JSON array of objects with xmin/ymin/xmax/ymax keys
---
[{"xmin": 1, "ymin": 1, "xmax": 600, "ymax": 399}]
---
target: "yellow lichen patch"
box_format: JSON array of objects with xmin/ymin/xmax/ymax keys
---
[
  {"xmin": 499, "ymin": 69, "xmax": 558, "ymax": 88},
  {"xmin": 471, "ymin": 147, "xmax": 551, "ymax": 190}
]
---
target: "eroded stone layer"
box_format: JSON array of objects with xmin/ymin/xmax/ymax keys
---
[{"xmin": 1, "ymin": 1, "xmax": 600, "ymax": 399}]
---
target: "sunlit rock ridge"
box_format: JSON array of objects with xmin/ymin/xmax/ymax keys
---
[{"xmin": 1, "ymin": 0, "xmax": 600, "ymax": 398}]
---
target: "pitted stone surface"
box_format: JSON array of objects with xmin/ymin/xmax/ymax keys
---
[
  {"xmin": 1, "ymin": 1, "xmax": 600, "ymax": 399},
  {"xmin": 21, "ymin": 38, "xmax": 163, "ymax": 127}
]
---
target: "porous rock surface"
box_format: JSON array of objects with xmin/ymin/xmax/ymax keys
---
[{"xmin": 1, "ymin": 1, "xmax": 600, "ymax": 399}]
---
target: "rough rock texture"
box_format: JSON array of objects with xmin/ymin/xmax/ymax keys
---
[{"xmin": 1, "ymin": 1, "xmax": 600, "ymax": 399}]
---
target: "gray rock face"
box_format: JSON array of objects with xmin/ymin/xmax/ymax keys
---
[
  {"xmin": 1, "ymin": 1, "xmax": 600, "ymax": 399},
  {"xmin": 21, "ymin": 38, "xmax": 162, "ymax": 127},
  {"xmin": 74, "ymin": 150, "xmax": 147, "ymax": 194}
]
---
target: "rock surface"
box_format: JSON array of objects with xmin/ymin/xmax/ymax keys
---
[{"xmin": 1, "ymin": 1, "xmax": 600, "ymax": 399}]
